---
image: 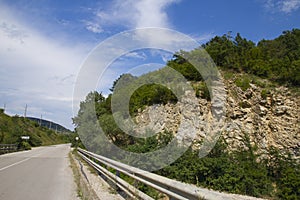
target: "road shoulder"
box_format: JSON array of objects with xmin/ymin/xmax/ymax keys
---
[{"xmin": 69, "ymin": 150, "xmax": 124, "ymax": 200}]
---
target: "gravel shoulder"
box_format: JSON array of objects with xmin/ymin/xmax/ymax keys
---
[{"xmin": 70, "ymin": 150, "xmax": 125, "ymax": 200}]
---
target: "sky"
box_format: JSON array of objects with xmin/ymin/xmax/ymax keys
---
[{"xmin": 0, "ymin": 0, "xmax": 299, "ymax": 130}]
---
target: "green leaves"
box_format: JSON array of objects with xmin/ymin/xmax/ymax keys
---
[
  {"xmin": 277, "ymin": 167, "xmax": 300, "ymax": 200},
  {"xmin": 155, "ymin": 137, "xmax": 299, "ymax": 199},
  {"xmin": 129, "ymin": 84, "xmax": 177, "ymax": 115},
  {"xmin": 204, "ymin": 29, "xmax": 300, "ymax": 86}
]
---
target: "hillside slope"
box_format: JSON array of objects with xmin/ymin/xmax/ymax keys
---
[
  {"xmin": 73, "ymin": 29, "xmax": 300, "ymax": 199},
  {"xmin": 134, "ymin": 73, "xmax": 300, "ymax": 159},
  {"xmin": 0, "ymin": 110, "xmax": 69, "ymax": 147}
]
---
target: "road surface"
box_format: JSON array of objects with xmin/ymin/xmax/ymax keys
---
[{"xmin": 0, "ymin": 144, "xmax": 78, "ymax": 200}]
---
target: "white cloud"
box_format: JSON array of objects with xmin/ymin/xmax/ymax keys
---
[
  {"xmin": 124, "ymin": 52, "xmax": 147, "ymax": 60},
  {"xmin": 90, "ymin": 1, "xmax": 210, "ymax": 49},
  {"xmin": 0, "ymin": 3, "xmax": 88, "ymax": 129},
  {"xmin": 96, "ymin": 0, "xmax": 181, "ymax": 29},
  {"xmin": 0, "ymin": 22, "xmax": 28, "ymax": 43},
  {"xmin": 84, "ymin": 21, "xmax": 103, "ymax": 33},
  {"xmin": 135, "ymin": 0, "xmax": 180, "ymax": 28},
  {"xmin": 0, "ymin": 1, "xmax": 213, "ymax": 130},
  {"xmin": 264, "ymin": 0, "xmax": 276, "ymax": 10},
  {"xmin": 280, "ymin": 0, "xmax": 300, "ymax": 13},
  {"xmin": 149, "ymin": 49, "xmax": 173, "ymax": 63},
  {"xmin": 263, "ymin": 0, "xmax": 300, "ymax": 13}
]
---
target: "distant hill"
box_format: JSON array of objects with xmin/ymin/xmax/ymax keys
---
[
  {"xmin": 0, "ymin": 109, "xmax": 70, "ymax": 146},
  {"xmin": 27, "ymin": 117, "xmax": 71, "ymax": 134}
]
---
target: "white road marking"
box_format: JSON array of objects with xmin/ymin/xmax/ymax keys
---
[
  {"xmin": 0, "ymin": 157, "xmax": 32, "ymax": 171},
  {"xmin": 0, "ymin": 149, "xmax": 49, "ymax": 172}
]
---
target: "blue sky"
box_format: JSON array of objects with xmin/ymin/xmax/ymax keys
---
[{"xmin": 0, "ymin": 0, "xmax": 299, "ymax": 129}]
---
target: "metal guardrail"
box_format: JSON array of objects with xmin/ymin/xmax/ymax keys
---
[
  {"xmin": 0, "ymin": 144, "xmax": 18, "ymax": 154},
  {"xmin": 77, "ymin": 148, "xmax": 265, "ymax": 200}
]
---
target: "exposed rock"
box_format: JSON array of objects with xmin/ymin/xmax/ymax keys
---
[
  {"xmin": 254, "ymin": 105, "xmax": 268, "ymax": 116},
  {"xmin": 273, "ymin": 105, "xmax": 290, "ymax": 116},
  {"xmin": 133, "ymin": 77, "xmax": 300, "ymax": 160}
]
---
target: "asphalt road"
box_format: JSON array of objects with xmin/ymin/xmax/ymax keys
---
[{"xmin": 0, "ymin": 144, "xmax": 78, "ymax": 200}]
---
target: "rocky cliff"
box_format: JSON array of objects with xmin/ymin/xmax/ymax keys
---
[{"xmin": 134, "ymin": 74, "xmax": 300, "ymax": 159}]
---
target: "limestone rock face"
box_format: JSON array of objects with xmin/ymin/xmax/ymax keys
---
[{"xmin": 133, "ymin": 77, "xmax": 300, "ymax": 159}]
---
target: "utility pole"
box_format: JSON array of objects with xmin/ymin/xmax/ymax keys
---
[
  {"xmin": 39, "ymin": 114, "xmax": 42, "ymax": 126},
  {"xmin": 3, "ymin": 103, "xmax": 6, "ymax": 113},
  {"xmin": 49, "ymin": 121, "xmax": 52, "ymax": 129},
  {"xmin": 24, "ymin": 104, "xmax": 27, "ymax": 118}
]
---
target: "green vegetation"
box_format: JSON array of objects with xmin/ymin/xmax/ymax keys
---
[
  {"xmin": 126, "ymin": 131, "xmax": 173, "ymax": 153},
  {"xmin": 73, "ymin": 91, "xmax": 175, "ymax": 152},
  {"xmin": 157, "ymin": 138, "xmax": 299, "ymax": 199},
  {"xmin": 74, "ymin": 29, "xmax": 300, "ymax": 199},
  {"xmin": 0, "ymin": 112, "xmax": 72, "ymax": 149},
  {"xmin": 193, "ymin": 82, "xmax": 211, "ymax": 100},
  {"xmin": 167, "ymin": 54, "xmax": 202, "ymax": 81},
  {"xmin": 204, "ymin": 29, "xmax": 300, "ymax": 86},
  {"xmin": 261, "ymin": 89, "xmax": 270, "ymax": 99},
  {"xmin": 74, "ymin": 90, "xmax": 300, "ymax": 199},
  {"xmin": 235, "ymin": 76, "xmax": 251, "ymax": 91},
  {"xmin": 129, "ymin": 84, "xmax": 177, "ymax": 115},
  {"xmin": 19, "ymin": 141, "xmax": 32, "ymax": 150}
]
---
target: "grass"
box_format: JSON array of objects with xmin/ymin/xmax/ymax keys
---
[
  {"xmin": 235, "ymin": 76, "xmax": 251, "ymax": 91},
  {"xmin": 69, "ymin": 151, "xmax": 83, "ymax": 199},
  {"xmin": 261, "ymin": 89, "xmax": 270, "ymax": 99},
  {"xmin": 223, "ymin": 70, "xmax": 235, "ymax": 80},
  {"xmin": 0, "ymin": 111, "xmax": 68, "ymax": 147}
]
